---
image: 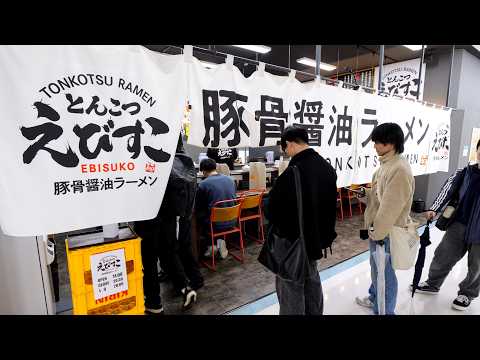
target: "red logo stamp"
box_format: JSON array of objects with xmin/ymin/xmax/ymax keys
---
[{"xmin": 145, "ymin": 163, "xmax": 156, "ymax": 173}]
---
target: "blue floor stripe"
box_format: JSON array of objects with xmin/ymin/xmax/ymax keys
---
[
  {"xmin": 228, "ymin": 221, "xmax": 432, "ymax": 315},
  {"xmin": 228, "ymin": 250, "xmax": 370, "ymax": 315}
]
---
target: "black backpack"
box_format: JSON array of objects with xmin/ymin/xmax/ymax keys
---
[{"xmin": 161, "ymin": 153, "xmax": 197, "ymax": 218}]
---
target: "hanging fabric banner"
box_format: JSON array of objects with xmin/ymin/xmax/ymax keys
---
[
  {"xmin": 374, "ymin": 58, "xmax": 426, "ymax": 100},
  {"xmin": 0, "ymin": 48, "xmax": 452, "ymax": 236},
  {"xmin": 0, "ymin": 45, "xmax": 186, "ymax": 236},
  {"xmin": 426, "ymin": 107, "xmax": 452, "ymax": 174},
  {"xmin": 187, "ymin": 56, "xmax": 452, "ymax": 188},
  {"xmin": 248, "ymin": 68, "xmax": 297, "ymax": 148},
  {"xmin": 187, "ymin": 56, "xmax": 253, "ymax": 149},
  {"xmin": 289, "ymin": 80, "xmax": 359, "ymax": 187},
  {"xmin": 351, "ymin": 91, "xmax": 391, "ymax": 185}
]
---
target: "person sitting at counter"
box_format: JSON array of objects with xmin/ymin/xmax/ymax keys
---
[
  {"xmin": 195, "ymin": 158, "xmax": 237, "ymax": 259},
  {"xmin": 207, "ymin": 147, "xmax": 238, "ymax": 170}
]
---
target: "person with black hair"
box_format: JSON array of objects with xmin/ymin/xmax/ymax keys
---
[
  {"xmin": 413, "ymin": 139, "xmax": 480, "ymax": 311},
  {"xmin": 157, "ymin": 135, "xmax": 204, "ymax": 309},
  {"xmin": 136, "ymin": 135, "xmax": 202, "ymax": 313},
  {"xmin": 207, "ymin": 147, "xmax": 238, "ymax": 170},
  {"xmin": 195, "ymin": 158, "xmax": 237, "ymax": 259},
  {"xmin": 355, "ymin": 123, "xmax": 414, "ymax": 315},
  {"xmin": 267, "ymin": 126, "xmax": 337, "ymax": 315}
]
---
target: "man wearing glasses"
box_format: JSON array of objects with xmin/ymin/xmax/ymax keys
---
[{"xmin": 266, "ymin": 126, "xmax": 338, "ymax": 315}]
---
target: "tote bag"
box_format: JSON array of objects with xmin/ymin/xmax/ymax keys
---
[{"xmin": 390, "ymin": 221, "xmax": 420, "ymax": 270}]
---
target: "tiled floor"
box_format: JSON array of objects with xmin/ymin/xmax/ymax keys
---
[
  {"xmin": 232, "ymin": 224, "xmax": 480, "ymax": 315},
  {"xmin": 54, "ymin": 211, "xmax": 426, "ymax": 315}
]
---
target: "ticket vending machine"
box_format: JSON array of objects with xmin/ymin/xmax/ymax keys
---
[{"xmin": 0, "ymin": 228, "xmax": 56, "ymax": 315}]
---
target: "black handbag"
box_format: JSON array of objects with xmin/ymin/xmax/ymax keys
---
[
  {"xmin": 257, "ymin": 166, "xmax": 310, "ymax": 283},
  {"xmin": 435, "ymin": 199, "xmax": 458, "ymax": 231},
  {"xmin": 435, "ymin": 168, "xmax": 468, "ymax": 231}
]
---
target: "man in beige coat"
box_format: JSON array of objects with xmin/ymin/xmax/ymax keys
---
[{"xmin": 355, "ymin": 123, "xmax": 415, "ymax": 315}]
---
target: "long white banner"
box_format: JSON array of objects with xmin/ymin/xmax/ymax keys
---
[
  {"xmin": 0, "ymin": 45, "xmax": 187, "ymax": 236},
  {"xmin": 187, "ymin": 56, "xmax": 452, "ymax": 187},
  {"xmin": 0, "ymin": 46, "xmax": 451, "ymax": 236}
]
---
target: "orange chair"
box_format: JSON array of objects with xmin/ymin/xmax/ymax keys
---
[
  {"xmin": 202, "ymin": 198, "xmax": 244, "ymax": 271},
  {"xmin": 237, "ymin": 190, "xmax": 265, "ymax": 245},
  {"xmin": 337, "ymin": 188, "xmax": 344, "ymax": 221},
  {"xmin": 343, "ymin": 184, "xmax": 364, "ymax": 217}
]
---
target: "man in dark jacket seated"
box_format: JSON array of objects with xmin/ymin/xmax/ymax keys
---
[
  {"xmin": 207, "ymin": 147, "xmax": 238, "ymax": 170},
  {"xmin": 196, "ymin": 158, "xmax": 237, "ymax": 259}
]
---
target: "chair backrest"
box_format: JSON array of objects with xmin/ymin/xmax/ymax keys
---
[
  {"xmin": 238, "ymin": 190, "xmax": 264, "ymax": 210},
  {"xmin": 249, "ymin": 162, "xmax": 266, "ymax": 190},
  {"xmin": 210, "ymin": 199, "xmax": 242, "ymax": 223},
  {"xmin": 216, "ymin": 163, "xmax": 231, "ymax": 176},
  {"xmin": 350, "ymin": 184, "xmax": 361, "ymax": 190},
  {"xmin": 337, "ymin": 188, "xmax": 342, "ymax": 200}
]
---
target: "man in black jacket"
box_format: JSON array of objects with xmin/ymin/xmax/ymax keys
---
[
  {"xmin": 267, "ymin": 126, "xmax": 337, "ymax": 315},
  {"xmin": 414, "ymin": 139, "xmax": 480, "ymax": 311},
  {"xmin": 136, "ymin": 135, "xmax": 203, "ymax": 314}
]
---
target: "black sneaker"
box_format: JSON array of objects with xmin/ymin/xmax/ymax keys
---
[
  {"xmin": 452, "ymin": 295, "xmax": 471, "ymax": 311},
  {"xmin": 410, "ymin": 281, "xmax": 439, "ymax": 295},
  {"xmin": 145, "ymin": 306, "xmax": 165, "ymax": 315},
  {"xmin": 181, "ymin": 287, "xmax": 197, "ymax": 310}
]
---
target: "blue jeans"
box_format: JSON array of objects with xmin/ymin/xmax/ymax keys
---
[{"xmin": 368, "ymin": 238, "xmax": 398, "ymax": 315}]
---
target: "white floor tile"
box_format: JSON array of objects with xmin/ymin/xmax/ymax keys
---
[{"xmin": 255, "ymin": 226, "xmax": 480, "ymax": 315}]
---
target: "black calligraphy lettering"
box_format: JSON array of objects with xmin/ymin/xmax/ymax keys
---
[
  {"xmin": 85, "ymin": 96, "xmax": 108, "ymax": 116},
  {"xmin": 361, "ymin": 109, "xmax": 378, "ymax": 148},
  {"xmin": 65, "ymin": 93, "xmax": 84, "ymax": 114},
  {"xmin": 112, "ymin": 120, "xmax": 145, "ymax": 159},
  {"xmin": 73, "ymin": 123, "xmax": 113, "ymax": 159},
  {"xmin": 218, "ymin": 90, "xmax": 249, "ymax": 147},
  {"xmin": 143, "ymin": 117, "xmax": 171, "ymax": 163},
  {"xmin": 121, "ymin": 102, "xmax": 141, "ymax": 115},
  {"xmin": 404, "ymin": 117, "xmax": 415, "ymax": 142},
  {"xmin": 21, "ymin": 123, "xmax": 79, "ymax": 167},
  {"xmin": 255, "ymin": 96, "xmax": 288, "ymax": 146},
  {"xmin": 33, "ymin": 102, "xmax": 60, "ymax": 122},
  {"xmin": 202, "ymin": 90, "xmax": 221, "ymax": 147}
]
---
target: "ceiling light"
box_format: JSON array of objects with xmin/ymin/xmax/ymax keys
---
[
  {"xmin": 296, "ymin": 57, "xmax": 336, "ymax": 71},
  {"xmin": 232, "ymin": 45, "xmax": 271, "ymax": 54},
  {"xmin": 403, "ymin": 45, "xmax": 425, "ymax": 51},
  {"xmin": 200, "ymin": 60, "xmax": 218, "ymax": 69},
  {"xmin": 472, "ymin": 45, "xmax": 480, "ymax": 52}
]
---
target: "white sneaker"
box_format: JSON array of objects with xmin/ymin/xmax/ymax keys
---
[
  {"xmin": 217, "ymin": 239, "xmax": 228, "ymax": 259},
  {"xmin": 204, "ymin": 245, "xmax": 217, "ymax": 258},
  {"xmin": 181, "ymin": 287, "xmax": 197, "ymax": 310},
  {"xmin": 355, "ymin": 296, "xmax": 374, "ymax": 308},
  {"xmin": 144, "ymin": 306, "xmax": 164, "ymax": 315}
]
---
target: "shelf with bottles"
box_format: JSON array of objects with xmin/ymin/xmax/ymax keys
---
[{"xmin": 329, "ymin": 68, "xmax": 375, "ymax": 89}]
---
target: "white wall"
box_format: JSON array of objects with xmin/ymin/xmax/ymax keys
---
[{"xmin": 0, "ymin": 230, "xmax": 54, "ymax": 314}]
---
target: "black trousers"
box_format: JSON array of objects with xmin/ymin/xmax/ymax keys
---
[
  {"xmin": 177, "ymin": 216, "xmax": 204, "ymax": 288},
  {"xmin": 275, "ymin": 260, "xmax": 324, "ymax": 315},
  {"xmin": 160, "ymin": 215, "xmax": 204, "ymax": 292},
  {"xmin": 138, "ymin": 225, "xmax": 163, "ymax": 308}
]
